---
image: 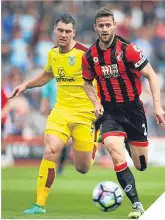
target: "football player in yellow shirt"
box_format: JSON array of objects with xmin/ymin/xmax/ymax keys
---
[{"xmin": 8, "ymin": 14, "xmax": 99, "ymax": 214}]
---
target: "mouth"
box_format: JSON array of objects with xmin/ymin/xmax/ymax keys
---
[
  {"xmin": 59, "ymin": 39, "xmax": 67, "ymax": 43},
  {"xmin": 102, "ymin": 34, "xmax": 109, "ymax": 37}
]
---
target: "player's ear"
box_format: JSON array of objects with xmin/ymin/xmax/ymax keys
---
[
  {"xmin": 93, "ymin": 24, "xmax": 96, "ymax": 31},
  {"xmin": 53, "ymin": 25, "xmax": 56, "ymax": 33},
  {"xmin": 73, "ymin": 29, "xmax": 76, "ymax": 37}
]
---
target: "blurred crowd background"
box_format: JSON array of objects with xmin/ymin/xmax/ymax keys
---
[{"xmin": 2, "ymin": 0, "xmax": 165, "ymax": 140}]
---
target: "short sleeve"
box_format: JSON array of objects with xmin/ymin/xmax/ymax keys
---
[
  {"xmin": 82, "ymin": 53, "xmax": 95, "ymax": 81},
  {"xmin": 44, "ymin": 51, "xmax": 53, "ymax": 73},
  {"xmin": 126, "ymin": 43, "xmax": 149, "ymax": 71}
]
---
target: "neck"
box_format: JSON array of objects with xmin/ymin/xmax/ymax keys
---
[
  {"xmin": 59, "ymin": 40, "xmax": 76, "ymax": 53},
  {"xmin": 99, "ymin": 34, "xmax": 115, "ymax": 50}
]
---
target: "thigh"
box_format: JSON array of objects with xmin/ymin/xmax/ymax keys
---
[
  {"xmin": 45, "ymin": 108, "xmax": 71, "ymax": 144},
  {"xmin": 71, "ymin": 114, "xmax": 95, "ymax": 152},
  {"xmin": 123, "ymin": 102, "xmax": 149, "ymax": 146},
  {"xmin": 98, "ymin": 113, "xmax": 127, "ymax": 142},
  {"xmin": 73, "ymin": 148, "xmax": 93, "ymax": 169},
  {"xmin": 71, "ymin": 117, "xmax": 96, "ymax": 168}
]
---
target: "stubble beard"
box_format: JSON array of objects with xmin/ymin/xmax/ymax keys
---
[
  {"xmin": 102, "ymin": 33, "xmax": 114, "ymax": 45},
  {"xmin": 58, "ymin": 43, "xmax": 67, "ymax": 52}
]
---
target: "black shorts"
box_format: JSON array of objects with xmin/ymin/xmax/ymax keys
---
[{"xmin": 96, "ymin": 99, "xmax": 149, "ymax": 147}]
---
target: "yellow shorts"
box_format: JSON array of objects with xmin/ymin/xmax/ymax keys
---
[{"xmin": 45, "ymin": 108, "xmax": 96, "ymax": 152}]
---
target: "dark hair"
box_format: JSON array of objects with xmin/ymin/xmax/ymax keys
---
[
  {"xmin": 55, "ymin": 14, "xmax": 76, "ymax": 28},
  {"xmin": 94, "ymin": 8, "xmax": 114, "ymax": 23}
]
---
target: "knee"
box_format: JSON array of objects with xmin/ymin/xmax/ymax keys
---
[
  {"xmin": 43, "ymin": 146, "xmax": 60, "ymax": 162},
  {"xmin": 135, "ymin": 164, "xmax": 147, "ymax": 171},
  {"xmin": 137, "ymin": 155, "xmax": 148, "ymax": 171},
  {"xmin": 75, "ymin": 165, "xmax": 90, "ymax": 174},
  {"xmin": 134, "ymin": 160, "xmax": 147, "ymax": 171},
  {"xmin": 44, "ymin": 147, "xmax": 54, "ymax": 156}
]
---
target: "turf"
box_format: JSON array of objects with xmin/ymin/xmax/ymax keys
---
[{"xmin": 1, "ymin": 165, "xmax": 164, "ymax": 219}]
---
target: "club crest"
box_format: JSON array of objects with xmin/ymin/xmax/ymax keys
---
[
  {"xmin": 116, "ymin": 51, "xmax": 123, "ymax": 61},
  {"xmin": 68, "ymin": 56, "xmax": 76, "ymax": 66}
]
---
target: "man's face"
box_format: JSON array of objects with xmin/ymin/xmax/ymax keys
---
[
  {"xmin": 94, "ymin": 16, "xmax": 116, "ymax": 44},
  {"xmin": 54, "ymin": 21, "xmax": 75, "ymax": 47}
]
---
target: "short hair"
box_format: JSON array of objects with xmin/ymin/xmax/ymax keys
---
[
  {"xmin": 55, "ymin": 14, "xmax": 76, "ymax": 28},
  {"xmin": 94, "ymin": 8, "xmax": 114, "ymax": 23}
]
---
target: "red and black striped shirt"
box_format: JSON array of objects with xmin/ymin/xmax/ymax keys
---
[{"xmin": 82, "ymin": 35, "xmax": 149, "ymax": 105}]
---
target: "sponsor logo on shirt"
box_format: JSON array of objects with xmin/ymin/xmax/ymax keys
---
[
  {"xmin": 101, "ymin": 64, "xmax": 120, "ymax": 78},
  {"xmin": 56, "ymin": 67, "xmax": 75, "ymax": 82}
]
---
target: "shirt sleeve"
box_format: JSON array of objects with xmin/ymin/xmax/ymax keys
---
[
  {"xmin": 44, "ymin": 51, "xmax": 53, "ymax": 73},
  {"xmin": 82, "ymin": 53, "xmax": 95, "ymax": 81},
  {"xmin": 126, "ymin": 43, "xmax": 149, "ymax": 71}
]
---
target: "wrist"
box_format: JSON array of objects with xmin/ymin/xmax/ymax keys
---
[
  {"xmin": 153, "ymin": 99, "xmax": 161, "ymax": 105},
  {"xmin": 94, "ymin": 101, "xmax": 101, "ymax": 107},
  {"xmin": 153, "ymin": 100, "xmax": 160, "ymax": 103},
  {"xmin": 153, "ymin": 102, "xmax": 161, "ymax": 108},
  {"xmin": 24, "ymin": 81, "xmax": 29, "ymax": 89}
]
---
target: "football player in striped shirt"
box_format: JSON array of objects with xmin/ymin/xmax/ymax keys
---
[{"xmin": 82, "ymin": 7, "xmax": 165, "ymax": 219}]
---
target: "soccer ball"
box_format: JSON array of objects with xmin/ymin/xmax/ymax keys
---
[{"xmin": 92, "ymin": 181, "xmax": 124, "ymax": 212}]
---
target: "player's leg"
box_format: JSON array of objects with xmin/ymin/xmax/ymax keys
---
[
  {"xmin": 36, "ymin": 133, "xmax": 66, "ymax": 205},
  {"xmin": 72, "ymin": 122, "xmax": 97, "ymax": 174},
  {"xmin": 123, "ymin": 101, "xmax": 148, "ymax": 218},
  {"xmin": 73, "ymin": 138, "xmax": 97, "ymax": 174},
  {"xmin": 127, "ymin": 110, "xmax": 149, "ymax": 171},
  {"xmin": 23, "ymin": 133, "xmax": 66, "ymax": 214},
  {"xmin": 100, "ymin": 114, "xmax": 143, "ymax": 219},
  {"xmin": 128, "ymin": 142, "xmax": 148, "ymax": 171},
  {"xmin": 57, "ymin": 146, "xmax": 68, "ymax": 175},
  {"xmin": 126, "ymin": 143, "xmax": 147, "ymax": 219},
  {"xmin": 73, "ymin": 148, "xmax": 93, "ymax": 174},
  {"xmin": 23, "ymin": 109, "xmax": 70, "ymax": 214},
  {"xmin": 103, "ymin": 135, "xmax": 140, "ymax": 205}
]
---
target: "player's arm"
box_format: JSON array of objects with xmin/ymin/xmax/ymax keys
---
[
  {"xmin": 140, "ymin": 63, "xmax": 165, "ymax": 124},
  {"xmin": 40, "ymin": 82, "xmax": 51, "ymax": 115},
  {"xmin": 83, "ymin": 80, "xmax": 99, "ymax": 105},
  {"xmin": 8, "ymin": 51, "xmax": 54, "ymax": 99},
  {"xmin": 8, "ymin": 70, "xmax": 54, "ymax": 99},
  {"xmin": 126, "ymin": 44, "xmax": 165, "ymax": 124},
  {"xmin": 82, "ymin": 54, "xmax": 104, "ymax": 118}
]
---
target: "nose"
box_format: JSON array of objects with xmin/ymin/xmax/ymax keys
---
[
  {"xmin": 102, "ymin": 26, "xmax": 108, "ymax": 32},
  {"xmin": 61, "ymin": 31, "xmax": 66, "ymax": 37}
]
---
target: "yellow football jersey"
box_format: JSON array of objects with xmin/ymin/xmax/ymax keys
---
[{"xmin": 44, "ymin": 42, "xmax": 94, "ymax": 111}]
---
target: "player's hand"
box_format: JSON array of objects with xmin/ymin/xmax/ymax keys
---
[
  {"xmin": 8, "ymin": 83, "xmax": 27, "ymax": 99},
  {"xmin": 154, "ymin": 106, "xmax": 165, "ymax": 124},
  {"xmin": 94, "ymin": 102, "xmax": 104, "ymax": 119}
]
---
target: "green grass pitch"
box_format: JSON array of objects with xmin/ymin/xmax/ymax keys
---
[{"xmin": 1, "ymin": 165, "xmax": 164, "ymax": 219}]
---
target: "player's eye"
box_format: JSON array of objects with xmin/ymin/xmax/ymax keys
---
[
  {"xmin": 98, "ymin": 24, "xmax": 104, "ymax": 28},
  {"xmin": 66, "ymin": 30, "xmax": 72, "ymax": 34},
  {"xmin": 58, "ymin": 29, "xmax": 63, "ymax": 33}
]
